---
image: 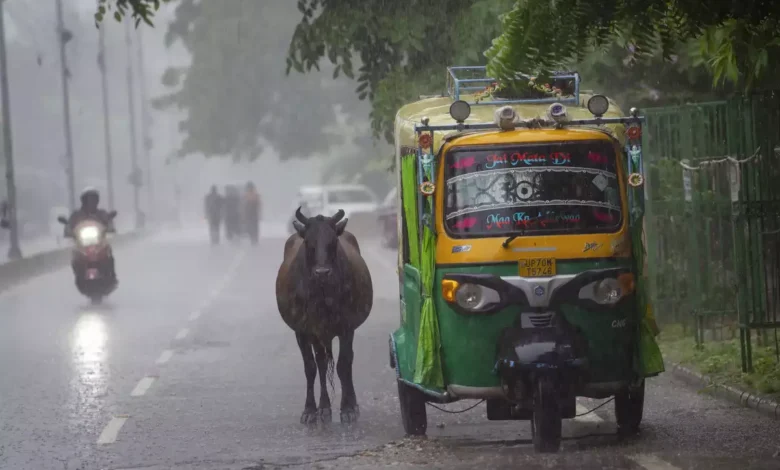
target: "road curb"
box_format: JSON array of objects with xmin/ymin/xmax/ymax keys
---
[
  {"xmin": 0, "ymin": 230, "xmax": 150, "ymax": 295},
  {"xmin": 667, "ymin": 360, "xmax": 780, "ymax": 420}
]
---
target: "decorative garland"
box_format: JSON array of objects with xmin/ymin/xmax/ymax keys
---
[{"xmin": 474, "ymin": 77, "xmax": 576, "ymax": 103}]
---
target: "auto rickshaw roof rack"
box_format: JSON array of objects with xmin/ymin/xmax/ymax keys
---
[
  {"xmin": 414, "ymin": 109, "xmax": 644, "ymax": 134},
  {"xmin": 446, "ymin": 66, "xmax": 581, "ymax": 106}
]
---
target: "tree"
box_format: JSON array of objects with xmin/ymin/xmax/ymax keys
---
[
  {"xmin": 152, "ymin": 0, "xmax": 370, "ymax": 160},
  {"xmin": 286, "ymin": 0, "xmax": 513, "ymax": 144},
  {"xmin": 484, "ymin": 0, "xmax": 779, "ymax": 91},
  {"xmin": 286, "ymin": 0, "xmax": 776, "ymax": 147},
  {"xmin": 577, "ymin": 38, "xmax": 735, "ymax": 111},
  {"xmin": 94, "ymin": 0, "xmax": 171, "ymax": 27}
]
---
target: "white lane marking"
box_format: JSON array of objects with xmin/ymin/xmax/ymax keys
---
[
  {"xmin": 174, "ymin": 328, "xmax": 190, "ymax": 340},
  {"xmin": 96, "ymin": 416, "xmax": 128, "ymax": 444},
  {"xmin": 155, "ymin": 349, "xmax": 174, "ymax": 364},
  {"xmin": 130, "ymin": 376, "xmax": 156, "ymax": 397},
  {"xmin": 627, "ymin": 454, "xmax": 682, "ymax": 470},
  {"xmin": 574, "ymin": 402, "xmax": 604, "ymax": 423},
  {"xmin": 188, "ymin": 310, "xmax": 201, "ymax": 321}
]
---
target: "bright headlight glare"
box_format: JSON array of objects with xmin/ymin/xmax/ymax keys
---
[
  {"xmin": 455, "ymin": 283, "xmax": 483, "ymax": 309},
  {"xmin": 593, "ymin": 278, "xmax": 622, "ymax": 304},
  {"xmin": 78, "ymin": 226, "xmax": 101, "ymax": 245}
]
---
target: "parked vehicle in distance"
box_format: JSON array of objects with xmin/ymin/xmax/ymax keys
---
[
  {"xmin": 377, "ymin": 187, "xmax": 398, "ymax": 248},
  {"xmin": 288, "ymin": 184, "xmax": 380, "ymax": 238}
]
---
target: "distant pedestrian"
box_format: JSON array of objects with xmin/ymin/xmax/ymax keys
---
[
  {"xmin": 224, "ymin": 185, "xmax": 241, "ymax": 242},
  {"xmin": 204, "ymin": 185, "xmax": 223, "ymax": 245},
  {"xmin": 243, "ymin": 181, "xmax": 261, "ymax": 245}
]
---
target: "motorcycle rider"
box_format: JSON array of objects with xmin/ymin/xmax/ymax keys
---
[{"xmin": 66, "ymin": 188, "xmax": 117, "ymax": 284}]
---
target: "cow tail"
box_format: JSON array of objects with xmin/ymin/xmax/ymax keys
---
[{"xmin": 325, "ymin": 341, "xmax": 335, "ymax": 395}]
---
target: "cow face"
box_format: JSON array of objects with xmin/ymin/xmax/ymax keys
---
[{"xmin": 293, "ymin": 207, "xmax": 348, "ymax": 279}]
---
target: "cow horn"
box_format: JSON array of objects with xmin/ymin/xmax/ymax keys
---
[
  {"xmin": 295, "ymin": 206, "xmax": 309, "ymax": 225},
  {"xmin": 330, "ymin": 209, "xmax": 345, "ymax": 224}
]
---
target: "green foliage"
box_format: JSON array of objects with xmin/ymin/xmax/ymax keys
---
[
  {"xmin": 155, "ymin": 0, "xmax": 367, "ymax": 159},
  {"xmin": 485, "ymin": 0, "xmax": 779, "ymax": 92},
  {"xmin": 94, "ymin": 0, "xmax": 171, "ymax": 28},
  {"xmin": 692, "ymin": 18, "xmax": 780, "ymax": 90},
  {"xmin": 658, "ymin": 331, "xmax": 780, "ymax": 399},
  {"xmin": 285, "ymin": 0, "xmax": 776, "ymax": 150},
  {"xmin": 286, "ymin": 0, "xmax": 513, "ymax": 144},
  {"xmin": 576, "ymin": 39, "xmax": 733, "ymax": 111}
]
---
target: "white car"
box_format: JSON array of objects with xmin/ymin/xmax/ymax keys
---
[{"xmin": 289, "ymin": 184, "xmax": 380, "ymax": 234}]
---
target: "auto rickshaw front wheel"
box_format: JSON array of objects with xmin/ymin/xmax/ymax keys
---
[
  {"xmin": 397, "ymin": 380, "xmax": 427, "ymax": 436},
  {"xmin": 615, "ymin": 379, "xmax": 645, "ymax": 436},
  {"xmin": 531, "ymin": 376, "xmax": 562, "ymax": 453}
]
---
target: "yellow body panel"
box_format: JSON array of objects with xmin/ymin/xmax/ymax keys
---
[
  {"xmin": 433, "ymin": 129, "xmax": 631, "ymax": 265},
  {"xmin": 394, "ymin": 92, "xmax": 633, "ymax": 266}
]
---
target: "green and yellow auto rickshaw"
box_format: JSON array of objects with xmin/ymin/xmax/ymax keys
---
[{"xmin": 389, "ymin": 66, "xmax": 664, "ymax": 453}]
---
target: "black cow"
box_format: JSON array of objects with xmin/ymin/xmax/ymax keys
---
[{"xmin": 275, "ymin": 208, "xmax": 373, "ymax": 424}]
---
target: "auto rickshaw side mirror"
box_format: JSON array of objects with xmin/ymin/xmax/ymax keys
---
[
  {"xmin": 108, "ymin": 210, "xmax": 118, "ymax": 219},
  {"xmin": 57, "ymin": 216, "xmax": 68, "ymax": 225}
]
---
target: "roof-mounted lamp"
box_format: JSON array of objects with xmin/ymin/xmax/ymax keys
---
[
  {"xmin": 587, "ymin": 95, "xmax": 610, "ymax": 117},
  {"xmin": 547, "ymin": 103, "xmax": 569, "ymax": 123},
  {"xmin": 449, "ymin": 100, "xmax": 471, "ymax": 123},
  {"xmin": 494, "ymin": 106, "xmax": 518, "ymax": 131}
]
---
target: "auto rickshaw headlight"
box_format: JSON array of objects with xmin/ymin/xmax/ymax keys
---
[
  {"xmin": 455, "ymin": 283, "xmax": 483, "ymax": 310},
  {"xmin": 593, "ymin": 278, "xmax": 623, "ymax": 305}
]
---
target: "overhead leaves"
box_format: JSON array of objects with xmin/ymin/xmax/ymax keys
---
[
  {"xmin": 285, "ymin": 0, "xmax": 777, "ymax": 150},
  {"xmin": 286, "ymin": 0, "xmax": 514, "ymax": 145},
  {"xmin": 155, "ymin": 0, "xmax": 367, "ymax": 160},
  {"xmin": 94, "ymin": 0, "xmax": 170, "ymax": 28}
]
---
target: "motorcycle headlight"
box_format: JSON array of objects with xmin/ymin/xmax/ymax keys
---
[{"xmin": 77, "ymin": 226, "xmax": 101, "ymax": 246}]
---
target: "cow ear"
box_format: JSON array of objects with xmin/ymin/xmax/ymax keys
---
[
  {"xmin": 335, "ymin": 218, "xmax": 348, "ymax": 235},
  {"xmin": 292, "ymin": 220, "xmax": 306, "ymax": 236}
]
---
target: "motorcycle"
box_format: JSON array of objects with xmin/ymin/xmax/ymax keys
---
[{"xmin": 57, "ymin": 212, "xmax": 118, "ymax": 304}]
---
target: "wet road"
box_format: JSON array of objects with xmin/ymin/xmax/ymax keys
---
[{"xmin": 0, "ymin": 229, "xmax": 777, "ymax": 469}]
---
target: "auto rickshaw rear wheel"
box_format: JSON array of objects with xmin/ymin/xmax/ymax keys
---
[
  {"xmin": 531, "ymin": 376, "xmax": 562, "ymax": 453},
  {"xmin": 397, "ymin": 380, "xmax": 427, "ymax": 436},
  {"xmin": 615, "ymin": 379, "xmax": 645, "ymax": 436}
]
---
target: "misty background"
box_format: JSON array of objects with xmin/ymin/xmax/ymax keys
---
[{"xmin": 0, "ymin": 0, "xmax": 392, "ymax": 243}]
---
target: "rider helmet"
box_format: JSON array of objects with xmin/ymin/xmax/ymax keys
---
[{"xmin": 80, "ymin": 187, "xmax": 100, "ymax": 209}]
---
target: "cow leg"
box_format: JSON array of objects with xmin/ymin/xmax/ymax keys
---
[
  {"xmin": 312, "ymin": 339, "xmax": 332, "ymax": 423},
  {"xmin": 337, "ymin": 330, "xmax": 359, "ymax": 424},
  {"xmin": 295, "ymin": 332, "xmax": 318, "ymax": 425}
]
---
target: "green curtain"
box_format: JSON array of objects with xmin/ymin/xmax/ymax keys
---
[
  {"xmin": 413, "ymin": 217, "xmax": 445, "ymax": 388},
  {"xmin": 400, "ymin": 151, "xmax": 444, "ymax": 389},
  {"xmin": 401, "ymin": 154, "xmax": 420, "ymax": 268},
  {"xmin": 631, "ymin": 199, "xmax": 665, "ymax": 377}
]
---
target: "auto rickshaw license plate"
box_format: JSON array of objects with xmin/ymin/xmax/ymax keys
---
[{"xmin": 519, "ymin": 258, "xmax": 556, "ymax": 277}]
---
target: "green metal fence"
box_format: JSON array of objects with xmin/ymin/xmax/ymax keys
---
[{"xmin": 643, "ymin": 91, "xmax": 780, "ymax": 372}]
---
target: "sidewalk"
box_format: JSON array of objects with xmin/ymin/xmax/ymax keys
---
[{"xmin": 0, "ymin": 234, "xmax": 66, "ymax": 264}]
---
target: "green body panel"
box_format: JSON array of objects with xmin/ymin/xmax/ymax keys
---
[
  {"xmin": 393, "ymin": 259, "xmax": 636, "ymax": 389},
  {"xmin": 396, "ymin": 264, "xmax": 422, "ymax": 384}
]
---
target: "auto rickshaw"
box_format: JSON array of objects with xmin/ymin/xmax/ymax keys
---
[{"xmin": 389, "ymin": 66, "xmax": 665, "ymax": 453}]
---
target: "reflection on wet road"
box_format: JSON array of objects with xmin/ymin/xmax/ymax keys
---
[{"xmin": 0, "ymin": 229, "xmax": 777, "ymax": 469}]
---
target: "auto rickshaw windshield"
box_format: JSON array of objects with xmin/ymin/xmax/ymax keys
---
[{"xmin": 443, "ymin": 139, "xmax": 624, "ymax": 237}]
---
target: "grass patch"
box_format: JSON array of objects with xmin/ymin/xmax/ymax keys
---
[{"xmin": 658, "ymin": 324, "xmax": 780, "ymax": 401}]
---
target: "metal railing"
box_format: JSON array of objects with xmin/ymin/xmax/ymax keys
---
[{"xmin": 643, "ymin": 92, "xmax": 780, "ymax": 372}]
